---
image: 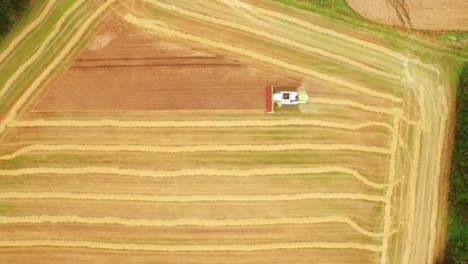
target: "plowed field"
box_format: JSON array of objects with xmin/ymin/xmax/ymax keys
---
[{"xmin": 34, "ymin": 19, "xmax": 298, "ymax": 111}]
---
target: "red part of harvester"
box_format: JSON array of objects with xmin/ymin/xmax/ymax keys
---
[{"xmin": 265, "ymin": 84, "xmax": 273, "ymax": 113}]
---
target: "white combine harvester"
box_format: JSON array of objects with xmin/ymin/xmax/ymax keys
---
[{"xmin": 265, "ymin": 84, "xmax": 308, "ymax": 113}]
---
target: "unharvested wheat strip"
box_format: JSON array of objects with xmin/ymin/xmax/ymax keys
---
[
  {"xmin": 8, "ymin": 119, "xmax": 395, "ymax": 132},
  {"xmin": 0, "ymin": 0, "xmax": 86, "ymax": 99},
  {"xmin": 0, "ymin": 240, "xmax": 382, "ymax": 252},
  {"xmin": 0, "ymin": 191, "xmax": 386, "ymax": 202},
  {"xmin": 0, "ymin": 143, "xmax": 390, "ymax": 160},
  {"xmin": 0, "ymin": 0, "xmax": 57, "ymax": 64},
  {"xmin": 0, "ymin": 215, "xmax": 382, "ymax": 237},
  {"xmin": 223, "ymin": 0, "xmax": 406, "ymax": 61},
  {"xmin": 0, "ymin": 166, "xmax": 386, "ymax": 189},
  {"xmin": 124, "ymin": 14, "xmax": 402, "ymax": 103},
  {"xmin": 0, "ymin": 0, "xmax": 117, "ymax": 134},
  {"xmin": 312, "ymin": 97, "xmax": 401, "ymax": 115},
  {"xmin": 144, "ymin": 0, "xmax": 399, "ymax": 81}
]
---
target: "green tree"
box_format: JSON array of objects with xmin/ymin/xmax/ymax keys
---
[
  {"xmin": 0, "ymin": 0, "xmax": 30, "ymax": 36},
  {"xmin": 446, "ymin": 62, "xmax": 468, "ymax": 264}
]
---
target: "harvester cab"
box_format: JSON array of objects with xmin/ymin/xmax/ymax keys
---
[{"xmin": 265, "ymin": 84, "xmax": 308, "ymax": 113}]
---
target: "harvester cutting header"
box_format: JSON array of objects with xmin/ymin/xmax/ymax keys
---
[{"xmin": 265, "ymin": 84, "xmax": 308, "ymax": 113}]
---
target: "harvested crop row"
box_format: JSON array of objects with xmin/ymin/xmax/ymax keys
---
[
  {"xmin": 0, "ymin": 215, "xmax": 381, "ymax": 237},
  {"xmin": 0, "ymin": 191, "xmax": 386, "ymax": 203},
  {"xmin": 224, "ymin": 0, "xmax": 406, "ymax": 61},
  {"xmin": 7, "ymin": 119, "xmax": 395, "ymax": 132},
  {"xmin": 0, "ymin": 165, "xmax": 386, "ymax": 188},
  {"xmin": 0, "ymin": 239, "xmax": 382, "ymax": 252},
  {"xmin": 124, "ymin": 14, "xmax": 402, "ymax": 103},
  {"xmin": 0, "ymin": 125, "xmax": 391, "ymax": 149},
  {"xmin": 0, "ymin": 143, "xmax": 391, "ymax": 161},
  {"xmin": 144, "ymin": 0, "xmax": 399, "ymax": 81},
  {"xmin": 381, "ymin": 114, "xmax": 402, "ymax": 264}
]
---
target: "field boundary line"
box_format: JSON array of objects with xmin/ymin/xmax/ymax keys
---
[
  {"xmin": 0, "ymin": 0, "xmax": 57, "ymax": 64},
  {"xmin": 0, "ymin": 143, "xmax": 390, "ymax": 160},
  {"xmin": 124, "ymin": 14, "xmax": 402, "ymax": 103},
  {"xmin": 0, "ymin": 0, "xmax": 86, "ymax": 99},
  {"xmin": 0, "ymin": 215, "xmax": 382, "ymax": 237},
  {"xmin": 8, "ymin": 119, "xmax": 395, "ymax": 132},
  {"xmin": 0, "ymin": 191, "xmax": 386, "ymax": 202},
  {"xmin": 0, "ymin": 239, "xmax": 382, "ymax": 252},
  {"xmin": 380, "ymin": 113, "xmax": 401, "ymax": 264},
  {"xmin": 0, "ymin": 166, "xmax": 386, "ymax": 189},
  {"xmin": 0, "ymin": 0, "xmax": 117, "ymax": 134},
  {"xmin": 144, "ymin": 0, "xmax": 400, "ymax": 81},
  {"xmin": 224, "ymin": 0, "xmax": 406, "ymax": 61},
  {"xmin": 427, "ymin": 89, "xmax": 449, "ymax": 263}
]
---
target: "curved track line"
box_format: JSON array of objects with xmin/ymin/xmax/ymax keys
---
[
  {"xmin": 8, "ymin": 119, "xmax": 394, "ymax": 132},
  {"xmin": 223, "ymin": 0, "xmax": 406, "ymax": 61},
  {"xmin": 0, "ymin": 240, "xmax": 382, "ymax": 252},
  {"xmin": 144, "ymin": 0, "xmax": 400, "ymax": 81},
  {"xmin": 311, "ymin": 97, "xmax": 401, "ymax": 116},
  {"xmin": 0, "ymin": 0, "xmax": 86, "ymax": 99},
  {"xmin": 0, "ymin": 215, "xmax": 382, "ymax": 237},
  {"xmin": 0, "ymin": 0, "xmax": 117, "ymax": 134},
  {"xmin": 0, "ymin": 191, "xmax": 386, "ymax": 202},
  {"xmin": 0, "ymin": 0, "xmax": 57, "ymax": 64},
  {"xmin": 0, "ymin": 166, "xmax": 386, "ymax": 189},
  {"xmin": 0, "ymin": 143, "xmax": 390, "ymax": 160},
  {"xmin": 381, "ymin": 115, "xmax": 401, "ymax": 264},
  {"xmin": 124, "ymin": 14, "xmax": 402, "ymax": 103}
]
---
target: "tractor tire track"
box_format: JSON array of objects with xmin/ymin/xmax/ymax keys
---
[
  {"xmin": 124, "ymin": 14, "xmax": 402, "ymax": 103},
  {"xmin": 0, "ymin": 240, "xmax": 382, "ymax": 252},
  {"xmin": 0, "ymin": 215, "xmax": 382, "ymax": 237}
]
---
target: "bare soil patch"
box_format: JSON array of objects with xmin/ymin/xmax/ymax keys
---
[{"xmin": 33, "ymin": 19, "xmax": 298, "ymax": 112}]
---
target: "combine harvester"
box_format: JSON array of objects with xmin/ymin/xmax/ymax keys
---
[{"xmin": 265, "ymin": 84, "xmax": 308, "ymax": 113}]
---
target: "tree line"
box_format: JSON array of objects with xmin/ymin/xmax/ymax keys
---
[{"xmin": 0, "ymin": 0, "xmax": 30, "ymax": 36}]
